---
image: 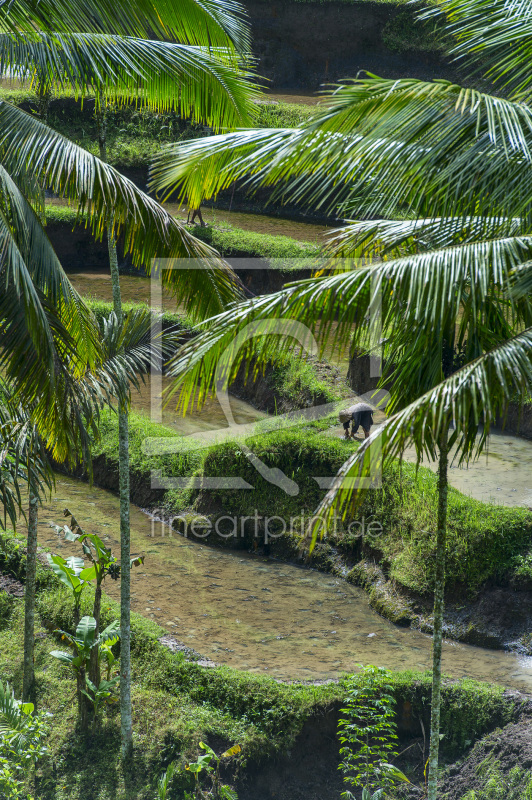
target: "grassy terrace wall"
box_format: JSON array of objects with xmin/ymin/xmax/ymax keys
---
[
  {"xmin": 84, "ymin": 411, "xmax": 532, "ymax": 604},
  {"xmin": 0, "ymin": 86, "xmax": 313, "ymax": 171},
  {"xmin": 43, "ymin": 203, "xmax": 321, "ymax": 275}
]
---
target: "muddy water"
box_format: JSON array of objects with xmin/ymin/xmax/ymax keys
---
[
  {"xmin": 129, "ymin": 375, "xmax": 266, "ymax": 436},
  {"xmin": 37, "ymin": 474, "xmax": 532, "ymax": 688},
  {"xmin": 264, "ymin": 91, "xmax": 322, "ymax": 106},
  {"xmin": 400, "ymin": 430, "xmax": 532, "ymax": 509}
]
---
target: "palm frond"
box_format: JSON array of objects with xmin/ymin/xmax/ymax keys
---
[
  {"xmin": 0, "ymin": 100, "xmax": 244, "ymax": 317},
  {"xmin": 421, "ymin": 0, "xmax": 532, "ymax": 98},
  {"xmin": 151, "ymin": 78, "xmax": 532, "ymax": 221},
  {"xmin": 510, "ymin": 261, "xmax": 532, "ymax": 298},
  {"xmin": 0, "ymin": 164, "xmax": 100, "ymax": 368},
  {"xmin": 150, "ymin": 128, "xmax": 303, "ymax": 208},
  {"xmin": 165, "ymin": 229, "xmax": 532, "ymax": 413},
  {"xmin": 0, "ymin": 32, "xmax": 259, "ymax": 129},
  {"xmin": 87, "ymin": 308, "xmax": 184, "ymax": 406},
  {"xmin": 324, "ymin": 215, "xmax": 525, "ymax": 257},
  {"xmin": 310, "ymin": 326, "xmax": 532, "ymax": 545},
  {"xmin": 0, "ymin": 0, "xmax": 252, "ymax": 55},
  {"xmin": 0, "ymin": 680, "xmax": 38, "ymax": 751}
]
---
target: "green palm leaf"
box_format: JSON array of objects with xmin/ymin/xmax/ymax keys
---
[
  {"xmin": 164, "ymin": 229, "xmax": 532, "ymax": 414},
  {"xmin": 422, "ymin": 0, "xmax": 532, "ymax": 98},
  {"xmin": 0, "ymin": 31, "xmax": 259, "ymax": 129},
  {"xmin": 309, "ymin": 327, "xmax": 532, "ymax": 545},
  {"xmin": 151, "ymin": 77, "xmax": 532, "ymax": 221},
  {"xmin": 0, "ymin": 100, "xmax": 244, "ymax": 317},
  {"xmin": 0, "ymin": 0, "xmax": 252, "ymax": 55},
  {"xmin": 0, "ymin": 681, "xmax": 36, "ymax": 754}
]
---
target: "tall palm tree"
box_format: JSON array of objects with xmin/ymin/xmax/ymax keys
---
[
  {"xmin": 0, "ymin": 0, "xmax": 256, "ymax": 756},
  {"xmin": 1, "ymin": 0, "xmax": 255, "ymax": 756},
  {"xmin": 149, "ymin": 0, "xmax": 532, "ymax": 794}
]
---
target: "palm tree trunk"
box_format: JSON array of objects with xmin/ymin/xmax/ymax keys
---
[
  {"xmin": 96, "ymin": 98, "xmax": 133, "ymax": 761},
  {"xmin": 88, "ymin": 578, "xmax": 102, "ymax": 687},
  {"xmin": 427, "ymin": 427, "xmax": 449, "ymax": 800},
  {"xmin": 22, "ymin": 489, "xmax": 39, "ymax": 701},
  {"xmin": 36, "ymin": 77, "xmax": 51, "ymax": 226}
]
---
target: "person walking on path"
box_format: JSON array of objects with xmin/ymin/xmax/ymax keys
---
[
  {"xmin": 186, "ymin": 206, "xmax": 206, "ymax": 226},
  {"xmin": 339, "ymin": 402, "xmax": 374, "ymax": 440}
]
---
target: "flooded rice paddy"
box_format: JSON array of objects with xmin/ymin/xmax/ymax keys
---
[
  {"xmin": 57, "ymin": 200, "xmax": 532, "ymax": 689},
  {"xmin": 37, "ymin": 475, "xmax": 532, "ymax": 688}
]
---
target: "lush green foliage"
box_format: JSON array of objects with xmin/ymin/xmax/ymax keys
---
[
  {"xmin": 0, "ymin": 89, "xmax": 313, "ymax": 171},
  {"xmin": 50, "ymin": 616, "xmax": 121, "ymax": 718},
  {"xmin": 338, "ymin": 666, "xmax": 402, "ymax": 795},
  {"xmin": 83, "ymin": 298, "xmax": 195, "ymax": 332},
  {"xmin": 363, "ymin": 463, "xmax": 532, "ymax": 594},
  {"xmin": 0, "ymin": 554, "xmax": 517, "ymax": 800},
  {"xmin": 0, "ymin": 682, "xmax": 49, "ymax": 800},
  {"xmin": 387, "ymin": 672, "xmax": 512, "ymax": 759},
  {"xmin": 183, "ymin": 741, "xmax": 240, "ymax": 799},
  {"xmin": 192, "ymin": 223, "xmax": 320, "ymax": 269}
]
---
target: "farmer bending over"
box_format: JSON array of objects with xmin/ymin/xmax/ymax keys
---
[{"xmin": 339, "ymin": 402, "xmax": 374, "ymax": 440}]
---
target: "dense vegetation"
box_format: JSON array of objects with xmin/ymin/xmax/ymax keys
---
[
  {"xmin": 0, "ymin": 86, "xmax": 313, "ymax": 171},
  {"xmin": 2, "ymin": 0, "xmax": 532, "ymax": 796},
  {"xmin": 0, "ymin": 538, "xmax": 520, "ymax": 798}
]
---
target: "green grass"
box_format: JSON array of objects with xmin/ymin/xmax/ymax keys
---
[
  {"xmin": 90, "ymin": 410, "xmax": 532, "ymax": 596},
  {"xmin": 83, "ymin": 298, "xmax": 195, "ymax": 331},
  {"xmin": 255, "ymin": 101, "xmax": 314, "ymax": 127},
  {"xmin": 0, "ymin": 589, "xmax": 339, "ymax": 799},
  {"xmin": 191, "ymin": 222, "xmax": 321, "ymax": 268},
  {"xmin": 362, "ymin": 462, "xmax": 532, "ymax": 594},
  {"xmin": 0, "ymin": 89, "xmax": 315, "ymax": 171}
]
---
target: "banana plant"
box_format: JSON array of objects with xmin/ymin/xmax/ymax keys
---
[
  {"xmin": 50, "ymin": 616, "xmax": 119, "ymax": 731},
  {"xmin": 46, "ymin": 553, "xmax": 86, "ymax": 625},
  {"xmin": 82, "ymin": 677, "xmax": 120, "ymax": 719},
  {"xmin": 185, "ymin": 742, "xmax": 241, "ymax": 799},
  {"xmin": 99, "ymin": 638, "xmax": 119, "ymax": 682},
  {"xmin": 52, "ymin": 508, "xmax": 144, "ymax": 686}
]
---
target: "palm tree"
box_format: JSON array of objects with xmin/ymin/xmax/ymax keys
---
[
  {"xmin": 149, "ymin": 0, "xmax": 532, "ymax": 795},
  {"xmin": 0, "ymin": 0, "xmax": 256, "ymax": 756},
  {"xmin": 6, "ymin": 305, "xmax": 175, "ymax": 703},
  {"xmin": 1, "ymin": 0, "xmax": 255, "ymax": 756}
]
